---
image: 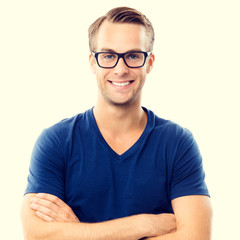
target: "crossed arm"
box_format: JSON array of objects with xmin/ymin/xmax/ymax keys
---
[{"xmin": 21, "ymin": 193, "xmax": 212, "ymax": 240}]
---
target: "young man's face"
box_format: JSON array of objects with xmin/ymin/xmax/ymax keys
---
[{"xmin": 90, "ymin": 20, "xmax": 154, "ymax": 107}]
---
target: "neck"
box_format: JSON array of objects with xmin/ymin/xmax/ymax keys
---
[{"xmin": 93, "ymin": 100, "xmax": 147, "ymax": 136}]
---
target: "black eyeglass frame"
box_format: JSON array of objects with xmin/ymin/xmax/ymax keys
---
[{"xmin": 92, "ymin": 51, "xmax": 152, "ymax": 69}]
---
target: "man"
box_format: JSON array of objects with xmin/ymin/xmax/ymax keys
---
[{"xmin": 21, "ymin": 7, "xmax": 212, "ymax": 240}]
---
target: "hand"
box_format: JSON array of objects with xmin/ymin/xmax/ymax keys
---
[{"xmin": 30, "ymin": 193, "xmax": 80, "ymax": 223}]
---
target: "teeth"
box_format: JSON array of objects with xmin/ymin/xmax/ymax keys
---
[{"xmin": 111, "ymin": 81, "xmax": 131, "ymax": 86}]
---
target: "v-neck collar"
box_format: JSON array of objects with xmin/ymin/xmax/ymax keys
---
[{"xmin": 88, "ymin": 107, "xmax": 155, "ymax": 161}]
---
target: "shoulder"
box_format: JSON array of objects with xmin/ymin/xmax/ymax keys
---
[
  {"xmin": 36, "ymin": 109, "xmax": 92, "ymax": 148},
  {"xmin": 145, "ymin": 108, "xmax": 199, "ymax": 159},
  {"xmin": 146, "ymin": 107, "xmax": 193, "ymax": 141},
  {"xmin": 44, "ymin": 109, "xmax": 91, "ymax": 137}
]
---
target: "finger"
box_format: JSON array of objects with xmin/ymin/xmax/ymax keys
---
[
  {"xmin": 35, "ymin": 210, "xmax": 55, "ymax": 222},
  {"xmin": 30, "ymin": 198, "xmax": 59, "ymax": 213},
  {"xmin": 31, "ymin": 193, "xmax": 80, "ymax": 223},
  {"xmin": 30, "ymin": 202, "xmax": 57, "ymax": 220},
  {"xmin": 36, "ymin": 193, "xmax": 66, "ymax": 207}
]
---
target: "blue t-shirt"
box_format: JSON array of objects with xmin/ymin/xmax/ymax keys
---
[{"xmin": 25, "ymin": 107, "xmax": 209, "ymax": 223}]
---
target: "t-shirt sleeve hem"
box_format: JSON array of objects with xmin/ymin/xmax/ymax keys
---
[
  {"xmin": 24, "ymin": 188, "xmax": 64, "ymax": 201},
  {"xmin": 170, "ymin": 191, "xmax": 210, "ymax": 201}
]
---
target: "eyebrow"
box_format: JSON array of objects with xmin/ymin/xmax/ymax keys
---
[{"xmin": 99, "ymin": 48, "xmax": 143, "ymax": 53}]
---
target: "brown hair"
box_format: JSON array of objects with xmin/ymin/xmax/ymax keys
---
[{"xmin": 88, "ymin": 7, "xmax": 155, "ymax": 52}]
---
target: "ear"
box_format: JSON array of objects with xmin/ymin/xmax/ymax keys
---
[
  {"xmin": 89, "ymin": 53, "xmax": 96, "ymax": 74},
  {"xmin": 146, "ymin": 53, "xmax": 155, "ymax": 74}
]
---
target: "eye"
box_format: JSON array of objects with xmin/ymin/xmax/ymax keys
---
[
  {"xmin": 126, "ymin": 52, "xmax": 141, "ymax": 61},
  {"xmin": 101, "ymin": 53, "xmax": 117, "ymax": 61}
]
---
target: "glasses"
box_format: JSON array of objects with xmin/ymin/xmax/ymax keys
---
[{"xmin": 92, "ymin": 51, "xmax": 152, "ymax": 69}]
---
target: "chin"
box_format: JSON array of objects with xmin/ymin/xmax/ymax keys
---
[{"xmin": 107, "ymin": 96, "xmax": 139, "ymax": 107}]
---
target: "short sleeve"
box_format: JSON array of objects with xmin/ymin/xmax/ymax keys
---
[
  {"xmin": 170, "ymin": 129, "xmax": 209, "ymax": 200},
  {"xmin": 25, "ymin": 128, "xmax": 65, "ymax": 201}
]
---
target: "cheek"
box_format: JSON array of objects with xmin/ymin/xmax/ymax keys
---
[
  {"xmin": 95, "ymin": 69, "xmax": 109, "ymax": 82},
  {"xmin": 138, "ymin": 67, "xmax": 147, "ymax": 77}
]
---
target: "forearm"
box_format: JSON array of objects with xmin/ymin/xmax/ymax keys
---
[
  {"xmin": 150, "ymin": 196, "xmax": 212, "ymax": 240},
  {"xmin": 22, "ymin": 194, "xmax": 176, "ymax": 240},
  {"xmin": 145, "ymin": 231, "xmax": 182, "ymax": 240},
  {"xmin": 145, "ymin": 230, "xmax": 211, "ymax": 240},
  {"xmin": 22, "ymin": 212, "xmax": 151, "ymax": 240},
  {"xmin": 48, "ymin": 215, "xmax": 150, "ymax": 240},
  {"xmin": 146, "ymin": 196, "xmax": 213, "ymax": 240}
]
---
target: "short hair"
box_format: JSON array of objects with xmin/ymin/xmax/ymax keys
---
[{"xmin": 88, "ymin": 7, "xmax": 155, "ymax": 52}]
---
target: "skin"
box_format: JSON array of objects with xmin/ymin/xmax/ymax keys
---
[
  {"xmin": 21, "ymin": 20, "xmax": 212, "ymax": 240},
  {"xmin": 89, "ymin": 21, "xmax": 155, "ymax": 155},
  {"xmin": 24, "ymin": 194, "xmax": 212, "ymax": 240},
  {"xmin": 90, "ymin": 22, "xmax": 152, "ymax": 107}
]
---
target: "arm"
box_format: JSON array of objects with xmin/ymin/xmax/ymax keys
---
[
  {"xmin": 145, "ymin": 195, "xmax": 213, "ymax": 240},
  {"xmin": 21, "ymin": 193, "xmax": 176, "ymax": 240}
]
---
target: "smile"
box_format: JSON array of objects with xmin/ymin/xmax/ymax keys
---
[{"xmin": 109, "ymin": 81, "xmax": 134, "ymax": 86}]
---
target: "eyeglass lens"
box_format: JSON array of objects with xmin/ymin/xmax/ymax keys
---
[{"xmin": 97, "ymin": 52, "xmax": 145, "ymax": 68}]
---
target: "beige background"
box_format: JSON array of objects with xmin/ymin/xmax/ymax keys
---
[{"xmin": 0, "ymin": 0, "xmax": 239, "ymax": 239}]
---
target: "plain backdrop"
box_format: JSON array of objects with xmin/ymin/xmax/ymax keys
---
[{"xmin": 0, "ymin": 0, "xmax": 239, "ymax": 239}]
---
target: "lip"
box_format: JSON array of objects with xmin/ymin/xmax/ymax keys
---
[
  {"xmin": 108, "ymin": 80, "xmax": 135, "ymax": 89},
  {"xmin": 108, "ymin": 80, "xmax": 134, "ymax": 85}
]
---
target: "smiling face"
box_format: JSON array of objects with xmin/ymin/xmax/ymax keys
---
[{"xmin": 89, "ymin": 20, "xmax": 155, "ymax": 107}]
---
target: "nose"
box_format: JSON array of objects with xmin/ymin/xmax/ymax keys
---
[{"xmin": 113, "ymin": 57, "xmax": 129, "ymax": 75}]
